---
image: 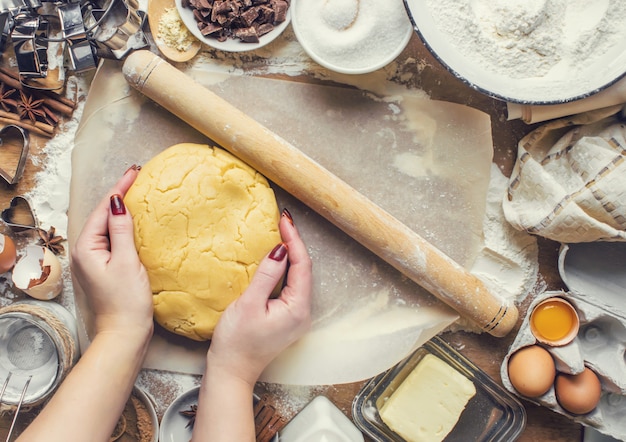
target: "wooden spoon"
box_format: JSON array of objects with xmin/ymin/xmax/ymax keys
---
[{"xmin": 147, "ymin": 0, "xmax": 201, "ymax": 63}]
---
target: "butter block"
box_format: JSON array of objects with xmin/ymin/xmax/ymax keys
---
[{"xmin": 379, "ymin": 353, "xmax": 476, "ymax": 442}]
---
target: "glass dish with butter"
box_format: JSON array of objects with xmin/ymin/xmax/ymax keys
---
[{"xmin": 352, "ymin": 336, "xmax": 526, "ymax": 442}]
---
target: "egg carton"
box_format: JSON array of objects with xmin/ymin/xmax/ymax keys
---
[{"xmin": 500, "ymin": 242, "xmax": 626, "ymax": 441}]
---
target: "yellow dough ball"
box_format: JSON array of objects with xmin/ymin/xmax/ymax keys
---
[{"xmin": 124, "ymin": 143, "xmax": 281, "ymax": 340}]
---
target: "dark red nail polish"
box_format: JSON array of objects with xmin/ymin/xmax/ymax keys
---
[
  {"xmin": 282, "ymin": 208, "xmax": 294, "ymax": 226},
  {"xmin": 269, "ymin": 243, "xmax": 288, "ymax": 261},
  {"xmin": 110, "ymin": 194, "xmax": 126, "ymax": 215},
  {"xmin": 124, "ymin": 164, "xmax": 141, "ymax": 175}
]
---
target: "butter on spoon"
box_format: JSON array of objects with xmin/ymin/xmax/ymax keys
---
[{"xmin": 147, "ymin": 0, "xmax": 201, "ymax": 63}]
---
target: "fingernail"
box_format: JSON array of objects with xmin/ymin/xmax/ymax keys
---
[
  {"xmin": 269, "ymin": 243, "xmax": 288, "ymax": 261},
  {"xmin": 110, "ymin": 194, "xmax": 126, "ymax": 215},
  {"xmin": 282, "ymin": 208, "xmax": 294, "ymax": 226},
  {"xmin": 124, "ymin": 164, "xmax": 141, "ymax": 175}
]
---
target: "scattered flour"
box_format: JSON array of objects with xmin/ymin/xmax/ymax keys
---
[
  {"xmin": 452, "ymin": 163, "xmax": 540, "ymax": 333},
  {"xmin": 22, "ymin": 75, "xmax": 89, "ymax": 314}
]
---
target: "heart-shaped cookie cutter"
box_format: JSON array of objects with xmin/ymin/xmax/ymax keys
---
[
  {"xmin": 1, "ymin": 195, "xmax": 39, "ymax": 233},
  {"xmin": 0, "ymin": 124, "xmax": 29, "ymax": 185}
]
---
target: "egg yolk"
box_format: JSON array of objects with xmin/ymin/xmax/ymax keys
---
[{"xmin": 531, "ymin": 300, "xmax": 577, "ymax": 342}]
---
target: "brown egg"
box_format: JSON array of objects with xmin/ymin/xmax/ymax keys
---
[
  {"xmin": 0, "ymin": 233, "xmax": 17, "ymax": 274},
  {"xmin": 507, "ymin": 345, "xmax": 556, "ymax": 398},
  {"xmin": 555, "ymin": 367, "xmax": 602, "ymax": 415}
]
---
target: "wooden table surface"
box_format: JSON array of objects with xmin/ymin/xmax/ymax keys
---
[{"xmin": 0, "ymin": 29, "xmax": 584, "ymax": 441}]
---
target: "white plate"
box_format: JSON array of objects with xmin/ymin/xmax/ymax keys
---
[
  {"xmin": 404, "ymin": 0, "xmax": 626, "ymax": 104},
  {"xmin": 175, "ymin": 0, "xmax": 291, "ymax": 52},
  {"xmin": 159, "ymin": 386, "xmax": 199, "ymax": 442}
]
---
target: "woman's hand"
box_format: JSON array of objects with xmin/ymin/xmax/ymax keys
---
[
  {"xmin": 207, "ymin": 209, "xmax": 313, "ymax": 385},
  {"xmin": 18, "ymin": 166, "xmax": 154, "ymax": 442},
  {"xmin": 71, "ymin": 166, "xmax": 153, "ymax": 340},
  {"xmin": 192, "ymin": 209, "xmax": 312, "ymax": 442}
]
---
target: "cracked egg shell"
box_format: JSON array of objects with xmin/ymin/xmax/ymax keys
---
[
  {"xmin": 0, "ymin": 233, "xmax": 17, "ymax": 274},
  {"xmin": 12, "ymin": 245, "xmax": 63, "ymax": 300}
]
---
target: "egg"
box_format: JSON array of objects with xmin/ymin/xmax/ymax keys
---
[
  {"xmin": 507, "ymin": 345, "xmax": 556, "ymax": 398},
  {"xmin": 555, "ymin": 367, "xmax": 602, "ymax": 415},
  {"xmin": 12, "ymin": 245, "xmax": 63, "ymax": 300},
  {"xmin": 0, "ymin": 233, "xmax": 17, "ymax": 273}
]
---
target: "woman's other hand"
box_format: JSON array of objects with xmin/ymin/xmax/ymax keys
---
[
  {"xmin": 71, "ymin": 165, "xmax": 153, "ymax": 340},
  {"xmin": 208, "ymin": 208, "xmax": 313, "ymax": 385}
]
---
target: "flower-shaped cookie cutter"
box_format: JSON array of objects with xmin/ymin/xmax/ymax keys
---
[
  {"xmin": 86, "ymin": 0, "xmax": 148, "ymax": 60},
  {"xmin": 0, "ymin": 124, "xmax": 29, "ymax": 185}
]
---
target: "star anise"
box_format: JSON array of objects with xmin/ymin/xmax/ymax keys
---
[
  {"xmin": 17, "ymin": 91, "xmax": 46, "ymax": 123},
  {"xmin": 0, "ymin": 83, "xmax": 18, "ymax": 112},
  {"xmin": 179, "ymin": 404, "xmax": 197, "ymax": 429},
  {"xmin": 38, "ymin": 226, "xmax": 65, "ymax": 255}
]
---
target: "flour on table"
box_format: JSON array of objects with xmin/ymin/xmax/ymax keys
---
[
  {"xmin": 189, "ymin": 27, "xmax": 429, "ymax": 99},
  {"xmin": 20, "ymin": 75, "xmax": 89, "ymax": 313},
  {"xmin": 455, "ymin": 163, "xmax": 539, "ymax": 333}
]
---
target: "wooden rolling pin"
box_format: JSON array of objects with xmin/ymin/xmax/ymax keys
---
[{"xmin": 122, "ymin": 50, "xmax": 519, "ymax": 337}]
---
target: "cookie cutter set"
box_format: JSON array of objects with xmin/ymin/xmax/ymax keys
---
[
  {"xmin": 0, "ymin": 0, "xmax": 147, "ymax": 88},
  {"xmin": 500, "ymin": 241, "xmax": 626, "ymax": 440},
  {"xmin": 0, "ymin": 300, "xmax": 79, "ymax": 440}
]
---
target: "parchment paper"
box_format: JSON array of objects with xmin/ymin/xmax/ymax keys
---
[{"xmin": 68, "ymin": 58, "xmax": 493, "ymax": 385}]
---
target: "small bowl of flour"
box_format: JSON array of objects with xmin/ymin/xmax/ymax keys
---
[
  {"xmin": 404, "ymin": 0, "xmax": 626, "ymax": 103},
  {"xmin": 291, "ymin": 0, "xmax": 413, "ymax": 74}
]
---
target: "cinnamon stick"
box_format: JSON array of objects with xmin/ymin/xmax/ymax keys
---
[
  {"xmin": 0, "ymin": 111, "xmax": 55, "ymax": 137},
  {"xmin": 0, "ymin": 67, "xmax": 75, "ymax": 116}
]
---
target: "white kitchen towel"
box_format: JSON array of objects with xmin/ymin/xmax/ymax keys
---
[{"xmin": 503, "ymin": 106, "xmax": 626, "ymax": 243}]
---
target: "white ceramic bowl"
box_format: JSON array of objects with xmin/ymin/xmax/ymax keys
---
[
  {"xmin": 404, "ymin": 0, "xmax": 626, "ymax": 104},
  {"xmin": 159, "ymin": 386, "xmax": 199, "ymax": 442},
  {"xmin": 175, "ymin": 0, "xmax": 291, "ymax": 52},
  {"xmin": 291, "ymin": 0, "xmax": 413, "ymax": 74},
  {"xmin": 159, "ymin": 386, "xmax": 278, "ymax": 441}
]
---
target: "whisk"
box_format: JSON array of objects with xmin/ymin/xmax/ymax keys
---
[{"xmin": 1, "ymin": 373, "xmax": 32, "ymax": 442}]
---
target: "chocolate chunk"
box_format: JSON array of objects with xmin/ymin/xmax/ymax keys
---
[
  {"xmin": 256, "ymin": 22, "xmax": 274, "ymax": 36},
  {"xmin": 233, "ymin": 26, "xmax": 259, "ymax": 43},
  {"xmin": 240, "ymin": 7, "xmax": 259, "ymax": 27},
  {"xmin": 271, "ymin": 0, "xmax": 288, "ymax": 23},
  {"xmin": 184, "ymin": 0, "xmax": 290, "ymax": 43},
  {"xmin": 256, "ymin": 5, "xmax": 274, "ymax": 24},
  {"xmin": 200, "ymin": 22, "xmax": 223, "ymax": 37}
]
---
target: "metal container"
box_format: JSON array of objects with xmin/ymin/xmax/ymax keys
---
[{"xmin": 0, "ymin": 300, "xmax": 79, "ymax": 408}]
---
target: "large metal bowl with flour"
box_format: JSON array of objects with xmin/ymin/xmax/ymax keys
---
[{"xmin": 404, "ymin": 0, "xmax": 626, "ymax": 104}]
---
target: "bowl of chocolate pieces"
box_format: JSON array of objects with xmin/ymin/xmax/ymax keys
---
[{"xmin": 176, "ymin": 0, "xmax": 291, "ymax": 52}]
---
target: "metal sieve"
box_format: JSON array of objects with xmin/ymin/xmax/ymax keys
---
[{"xmin": 0, "ymin": 315, "xmax": 58, "ymax": 405}]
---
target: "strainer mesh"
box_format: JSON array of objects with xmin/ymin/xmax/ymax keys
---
[{"xmin": 7, "ymin": 324, "xmax": 55, "ymax": 371}]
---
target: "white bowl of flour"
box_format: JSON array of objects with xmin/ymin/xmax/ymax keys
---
[
  {"xmin": 404, "ymin": 0, "xmax": 626, "ymax": 104},
  {"xmin": 291, "ymin": 0, "xmax": 413, "ymax": 74}
]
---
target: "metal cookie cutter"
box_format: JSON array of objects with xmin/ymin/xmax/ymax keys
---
[
  {"xmin": 0, "ymin": 124, "xmax": 29, "ymax": 186},
  {"xmin": 57, "ymin": 2, "xmax": 97, "ymax": 73},
  {"xmin": 11, "ymin": 12, "xmax": 49, "ymax": 81},
  {"xmin": 86, "ymin": 0, "xmax": 148, "ymax": 60},
  {"xmin": 1, "ymin": 195, "xmax": 39, "ymax": 233}
]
